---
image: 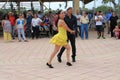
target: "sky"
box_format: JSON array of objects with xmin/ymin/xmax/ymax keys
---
[{"xmin": 0, "ymin": 0, "xmax": 118, "ymax": 11}]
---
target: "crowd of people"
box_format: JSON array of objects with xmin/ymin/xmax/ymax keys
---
[
  {"xmin": 1, "ymin": 7, "xmax": 120, "ymax": 68},
  {"xmin": 1, "ymin": 8, "xmax": 120, "ymax": 42},
  {"xmin": 1, "ymin": 10, "xmax": 52, "ymax": 42}
]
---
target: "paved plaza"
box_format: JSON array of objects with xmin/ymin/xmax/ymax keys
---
[{"xmin": 0, "ymin": 30, "xmax": 120, "ymax": 80}]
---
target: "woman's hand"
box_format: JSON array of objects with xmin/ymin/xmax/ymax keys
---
[{"xmin": 70, "ymin": 30, "xmax": 75, "ymax": 34}]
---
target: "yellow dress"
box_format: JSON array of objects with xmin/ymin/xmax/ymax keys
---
[{"xmin": 50, "ymin": 26, "xmax": 67, "ymax": 46}]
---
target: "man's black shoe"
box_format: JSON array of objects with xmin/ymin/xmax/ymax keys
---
[
  {"xmin": 57, "ymin": 55, "xmax": 62, "ymax": 63},
  {"xmin": 72, "ymin": 56, "xmax": 76, "ymax": 62}
]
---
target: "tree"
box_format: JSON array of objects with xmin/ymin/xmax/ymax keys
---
[
  {"xmin": 102, "ymin": 0, "xmax": 120, "ymax": 16},
  {"xmin": 95, "ymin": 5, "xmax": 112, "ymax": 13},
  {"xmin": 102, "ymin": 0, "xmax": 117, "ymax": 7}
]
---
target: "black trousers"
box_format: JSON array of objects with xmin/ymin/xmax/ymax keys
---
[
  {"xmin": 32, "ymin": 26, "xmax": 39, "ymax": 39},
  {"xmin": 75, "ymin": 25, "xmax": 78, "ymax": 37},
  {"xmin": 110, "ymin": 26, "xmax": 115, "ymax": 37},
  {"xmin": 49, "ymin": 24, "xmax": 53, "ymax": 35},
  {"xmin": 75, "ymin": 25, "xmax": 81, "ymax": 37},
  {"xmin": 57, "ymin": 34, "xmax": 76, "ymax": 58}
]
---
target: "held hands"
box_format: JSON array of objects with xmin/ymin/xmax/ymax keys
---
[{"xmin": 70, "ymin": 30, "xmax": 75, "ymax": 34}]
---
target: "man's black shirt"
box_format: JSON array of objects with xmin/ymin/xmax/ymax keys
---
[{"xmin": 64, "ymin": 14, "xmax": 77, "ymax": 31}]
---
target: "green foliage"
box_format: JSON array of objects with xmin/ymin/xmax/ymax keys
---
[
  {"xmin": 114, "ymin": 5, "xmax": 120, "ymax": 16},
  {"xmin": 95, "ymin": 5, "xmax": 112, "ymax": 13},
  {"xmin": 0, "ymin": 9, "xmax": 11, "ymax": 14},
  {"xmin": 102, "ymin": 0, "xmax": 114, "ymax": 3},
  {"xmin": 102, "ymin": 0, "xmax": 117, "ymax": 7}
]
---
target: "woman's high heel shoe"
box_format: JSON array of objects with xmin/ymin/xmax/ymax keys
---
[
  {"xmin": 46, "ymin": 63, "xmax": 54, "ymax": 68},
  {"xmin": 66, "ymin": 62, "xmax": 72, "ymax": 66}
]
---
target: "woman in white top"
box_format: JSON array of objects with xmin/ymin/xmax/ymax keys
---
[
  {"xmin": 31, "ymin": 13, "xmax": 42, "ymax": 39},
  {"xmin": 95, "ymin": 11, "xmax": 105, "ymax": 39}
]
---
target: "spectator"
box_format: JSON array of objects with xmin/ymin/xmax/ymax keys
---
[
  {"xmin": 95, "ymin": 11, "xmax": 105, "ymax": 39},
  {"xmin": 16, "ymin": 13, "xmax": 28, "ymax": 42},
  {"xmin": 31, "ymin": 13, "xmax": 42, "ymax": 39},
  {"xmin": 48, "ymin": 11, "xmax": 54, "ymax": 35},
  {"xmin": 80, "ymin": 11, "xmax": 89, "ymax": 40},
  {"xmin": 110, "ymin": 12, "xmax": 118, "ymax": 37},
  {"xmin": 106, "ymin": 9, "xmax": 113, "ymax": 34},
  {"xmin": 2, "ymin": 14, "xmax": 12, "ymax": 42},
  {"xmin": 99, "ymin": 11, "xmax": 106, "ymax": 37},
  {"xmin": 88, "ymin": 12, "xmax": 93, "ymax": 29},
  {"xmin": 38, "ymin": 11, "xmax": 43, "ymax": 20},
  {"xmin": 26, "ymin": 11, "xmax": 33, "ymax": 38},
  {"xmin": 43, "ymin": 14, "xmax": 49, "ymax": 26},
  {"xmin": 75, "ymin": 10, "xmax": 81, "ymax": 37},
  {"xmin": 113, "ymin": 26, "xmax": 120, "ymax": 39},
  {"xmin": 8, "ymin": 12, "xmax": 15, "ymax": 39}
]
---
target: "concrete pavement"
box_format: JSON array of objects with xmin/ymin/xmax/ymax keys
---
[{"xmin": 0, "ymin": 31, "xmax": 120, "ymax": 80}]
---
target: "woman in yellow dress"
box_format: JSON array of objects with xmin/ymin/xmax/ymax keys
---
[{"xmin": 46, "ymin": 10, "xmax": 75, "ymax": 68}]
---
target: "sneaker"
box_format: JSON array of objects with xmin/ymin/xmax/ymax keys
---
[{"xmin": 66, "ymin": 62, "xmax": 72, "ymax": 66}]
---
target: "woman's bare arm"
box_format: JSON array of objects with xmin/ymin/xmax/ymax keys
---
[
  {"xmin": 59, "ymin": 20, "xmax": 75, "ymax": 34},
  {"xmin": 24, "ymin": 19, "xmax": 26, "ymax": 26},
  {"xmin": 1, "ymin": 20, "xmax": 4, "ymax": 27}
]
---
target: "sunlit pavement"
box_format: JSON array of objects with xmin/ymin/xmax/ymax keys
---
[{"xmin": 0, "ymin": 30, "xmax": 120, "ymax": 80}]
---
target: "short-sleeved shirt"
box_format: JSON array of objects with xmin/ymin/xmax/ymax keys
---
[
  {"xmin": 9, "ymin": 16, "xmax": 15, "ymax": 26},
  {"xmin": 75, "ymin": 14, "xmax": 81, "ymax": 25},
  {"xmin": 32, "ymin": 18, "xmax": 42, "ymax": 27},
  {"xmin": 110, "ymin": 16, "xmax": 118, "ymax": 27},
  {"xmin": 80, "ymin": 16, "xmax": 89, "ymax": 24},
  {"xmin": 95, "ymin": 15, "xmax": 103, "ymax": 26}
]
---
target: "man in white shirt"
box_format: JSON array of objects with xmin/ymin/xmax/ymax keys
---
[
  {"xmin": 75, "ymin": 10, "xmax": 81, "ymax": 37},
  {"xmin": 95, "ymin": 11, "xmax": 105, "ymax": 39}
]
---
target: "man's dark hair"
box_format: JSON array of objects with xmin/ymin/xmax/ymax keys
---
[{"xmin": 67, "ymin": 7, "xmax": 72, "ymax": 11}]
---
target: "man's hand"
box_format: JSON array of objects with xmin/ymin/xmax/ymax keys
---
[{"xmin": 70, "ymin": 30, "xmax": 75, "ymax": 34}]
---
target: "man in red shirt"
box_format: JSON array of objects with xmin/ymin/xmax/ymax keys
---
[{"xmin": 8, "ymin": 12, "xmax": 15, "ymax": 39}]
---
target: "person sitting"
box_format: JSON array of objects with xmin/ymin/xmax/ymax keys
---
[
  {"xmin": 43, "ymin": 23, "xmax": 49, "ymax": 31},
  {"xmin": 40, "ymin": 22, "xmax": 49, "ymax": 31}
]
